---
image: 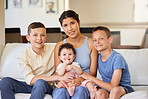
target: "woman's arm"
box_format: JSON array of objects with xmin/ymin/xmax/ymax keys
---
[
  {"xmin": 54, "ymin": 41, "xmax": 64, "ymax": 75},
  {"xmin": 88, "ymin": 38, "xmax": 98, "ymax": 76}
]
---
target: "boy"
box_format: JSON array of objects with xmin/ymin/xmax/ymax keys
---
[
  {"xmin": 0, "ymin": 22, "xmax": 70, "ymax": 99},
  {"xmin": 80, "ymin": 26, "xmax": 134, "ymax": 99}
]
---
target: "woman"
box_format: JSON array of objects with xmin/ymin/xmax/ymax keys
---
[{"xmin": 52, "ymin": 10, "xmax": 98, "ymax": 99}]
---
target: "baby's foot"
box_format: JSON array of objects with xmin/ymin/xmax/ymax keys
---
[
  {"xmin": 90, "ymin": 87, "xmax": 97, "ymax": 99},
  {"xmin": 67, "ymin": 84, "xmax": 75, "ymax": 96}
]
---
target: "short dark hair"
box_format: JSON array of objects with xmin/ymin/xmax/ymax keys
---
[
  {"xmin": 92, "ymin": 26, "xmax": 111, "ymax": 38},
  {"xmin": 58, "ymin": 43, "xmax": 76, "ymax": 56},
  {"xmin": 59, "ymin": 10, "xmax": 79, "ymax": 26},
  {"xmin": 27, "ymin": 22, "xmax": 45, "ymax": 35}
]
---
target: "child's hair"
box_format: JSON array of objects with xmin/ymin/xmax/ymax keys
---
[
  {"xmin": 58, "ymin": 43, "xmax": 76, "ymax": 56},
  {"xmin": 27, "ymin": 22, "xmax": 45, "ymax": 35},
  {"xmin": 92, "ymin": 26, "xmax": 111, "ymax": 38},
  {"xmin": 59, "ymin": 10, "xmax": 79, "ymax": 26}
]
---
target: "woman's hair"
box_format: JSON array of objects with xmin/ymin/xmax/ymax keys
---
[
  {"xmin": 58, "ymin": 43, "xmax": 76, "ymax": 56},
  {"xmin": 28, "ymin": 22, "xmax": 45, "ymax": 35},
  {"xmin": 59, "ymin": 10, "xmax": 79, "ymax": 26},
  {"xmin": 92, "ymin": 26, "xmax": 111, "ymax": 38}
]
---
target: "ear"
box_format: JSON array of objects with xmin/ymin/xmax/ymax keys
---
[
  {"xmin": 78, "ymin": 20, "xmax": 80, "ymax": 27},
  {"xmin": 26, "ymin": 35, "xmax": 30, "ymax": 42},
  {"xmin": 109, "ymin": 36, "xmax": 113, "ymax": 44}
]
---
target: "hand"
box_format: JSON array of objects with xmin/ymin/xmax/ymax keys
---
[
  {"xmin": 57, "ymin": 80, "xmax": 68, "ymax": 88},
  {"xmin": 69, "ymin": 77, "xmax": 83, "ymax": 87},
  {"xmin": 66, "ymin": 65, "xmax": 73, "ymax": 71},
  {"xmin": 63, "ymin": 59, "xmax": 70, "ymax": 65},
  {"xmin": 61, "ymin": 72, "xmax": 76, "ymax": 81}
]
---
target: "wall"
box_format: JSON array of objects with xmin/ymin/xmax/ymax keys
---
[
  {"xmin": 69, "ymin": 0, "xmax": 147, "ymax": 46},
  {"xmin": 69, "ymin": 0, "xmax": 134, "ymax": 25},
  {"xmin": 5, "ymin": 0, "xmax": 65, "ymax": 36},
  {"xmin": 0, "ymin": 0, "xmax": 5, "ymax": 60}
]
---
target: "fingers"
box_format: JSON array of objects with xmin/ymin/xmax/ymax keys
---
[{"xmin": 57, "ymin": 81, "xmax": 67, "ymax": 88}]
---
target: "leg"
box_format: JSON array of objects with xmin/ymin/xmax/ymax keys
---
[
  {"xmin": 30, "ymin": 79, "xmax": 53, "ymax": 99},
  {"xmin": 95, "ymin": 89, "xmax": 109, "ymax": 99},
  {"xmin": 86, "ymin": 82, "xmax": 97, "ymax": 99},
  {"xmin": 72, "ymin": 86, "xmax": 90, "ymax": 99},
  {"xmin": 0, "ymin": 77, "xmax": 32, "ymax": 99},
  {"xmin": 67, "ymin": 82, "xmax": 75, "ymax": 96},
  {"xmin": 109, "ymin": 86, "xmax": 126, "ymax": 99},
  {"xmin": 52, "ymin": 87, "xmax": 70, "ymax": 99}
]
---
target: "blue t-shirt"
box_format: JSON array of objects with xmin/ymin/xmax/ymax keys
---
[{"xmin": 98, "ymin": 50, "xmax": 133, "ymax": 89}]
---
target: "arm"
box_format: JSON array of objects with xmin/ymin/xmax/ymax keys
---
[
  {"xmin": 88, "ymin": 38, "xmax": 98, "ymax": 76},
  {"xmin": 66, "ymin": 64, "xmax": 83, "ymax": 75},
  {"xmin": 57, "ymin": 63, "xmax": 67, "ymax": 75},
  {"xmin": 81, "ymin": 69, "xmax": 122, "ymax": 91}
]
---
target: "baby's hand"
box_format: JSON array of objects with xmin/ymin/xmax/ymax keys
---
[
  {"xmin": 66, "ymin": 65, "xmax": 73, "ymax": 71},
  {"xmin": 63, "ymin": 59, "xmax": 70, "ymax": 65}
]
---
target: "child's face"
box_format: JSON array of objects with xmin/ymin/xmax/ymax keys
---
[
  {"xmin": 62, "ymin": 17, "xmax": 80, "ymax": 38},
  {"xmin": 92, "ymin": 30, "xmax": 112, "ymax": 51},
  {"xmin": 26, "ymin": 27, "xmax": 46, "ymax": 50},
  {"xmin": 59, "ymin": 48, "xmax": 75, "ymax": 64}
]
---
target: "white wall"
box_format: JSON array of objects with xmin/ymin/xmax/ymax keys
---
[
  {"xmin": 0, "ymin": 0, "xmax": 5, "ymax": 60},
  {"xmin": 5, "ymin": 0, "xmax": 65, "ymax": 35},
  {"xmin": 69, "ymin": 0, "xmax": 134, "ymax": 25}
]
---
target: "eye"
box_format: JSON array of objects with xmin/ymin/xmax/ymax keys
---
[
  {"xmin": 69, "ymin": 53, "xmax": 72, "ymax": 55},
  {"xmin": 63, "ymin": 54, "xmax": 66, "ymax": 56},
  {"xmin": 33, "ymin": 34, "xmax": 37, "ymax": 36},
  {"xmin": 71, "ymin": 21, "xmax": 75, "ymax": 25},
  {"xmin": 63, "ymin": 24, "xmax": 67, "ymax": 27},
  {"xmin": 93, "ymin": 39, "xmax": 97, "ymax": 42},
  {"xmin": 41, "ymin": 34, "xmax": 45, "ymax": 36},
  {"xmin": 100, "ymin": 37, "xmax": 104, "ymax": 40}
]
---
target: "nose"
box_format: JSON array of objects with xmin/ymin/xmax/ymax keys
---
[
  {"xmin": 37, "ymin": 35, "xmax": 41, "ymax": 40},
  {"xmin": 68, "ymin": 25, "xmax": 72, "ymax": 31}
]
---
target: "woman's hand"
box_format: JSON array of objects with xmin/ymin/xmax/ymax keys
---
[{"xmin": 70, "ymin": 77, "xmax": 84, "ymax": 87}]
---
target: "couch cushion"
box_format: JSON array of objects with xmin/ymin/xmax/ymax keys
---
[
  {"xmin": 121, "ymin": 91, "xmax": 148, "ymax": 99},
  {"xmin": 114, "ymin": 49, "xmax": 148, "ymax": 85},
  {"xmin": 0, "ymin": 43, "xmax": 30, "ymax": 80}
]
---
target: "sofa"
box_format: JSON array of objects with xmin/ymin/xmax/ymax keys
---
[{"xmin": 0, "ymin": 43, "xmax": 148, "ymax": 99}]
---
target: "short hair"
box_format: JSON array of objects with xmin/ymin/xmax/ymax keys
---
[
  {"xmin": 27, "ymin": 22, "xmax": 45, "ymax": 35},
  {"xmin": 58, "ymin": 43, "xmax": 76, "ymax": 56},
  {"xmin": 92, "ymin": 26, "xmax": 111, "ymax": 38},
  {"xmin": 59, "ymin": 10, "xmax": 79, "ymax": 26}
]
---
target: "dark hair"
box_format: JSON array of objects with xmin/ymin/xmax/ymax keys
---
[
  {"xmin": 59, "ymin": 10, "xmax": 79, "ymax": 26},
  {"xmin": 27, "ymin": 22, "xmax": 45, "ymax": 35},
  {"xmin": 92, "ymin": 26, "xmax": 111, "ymax": 38},
  {"xmin": 58, "ymin": 43, "xmax": 76, "ymax": 56}
]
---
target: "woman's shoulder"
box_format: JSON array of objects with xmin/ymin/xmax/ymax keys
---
[
  {"xmin": 87, "ymin": 37, "xmax": 94, "ymax": 49},
  {"xmin": 55, "ymin": 41, "xmax": 64, "ymax": 47}
]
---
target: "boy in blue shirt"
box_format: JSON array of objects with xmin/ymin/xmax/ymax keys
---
[{"xmin": 80, "ymin": 26, "xmax": 134, "ymax": 99}]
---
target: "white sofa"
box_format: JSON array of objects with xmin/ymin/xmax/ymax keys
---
[{"xmin": 0, "ymin": 43, "xmax": 148, "ymax": 99}]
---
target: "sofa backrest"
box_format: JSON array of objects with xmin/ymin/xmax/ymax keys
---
[{"xmin": 0, "ymin": 43, "xmax": 148, "ymax": 85}]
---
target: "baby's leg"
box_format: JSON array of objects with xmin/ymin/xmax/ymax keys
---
[
  {"xmin": 67, "ymin": 82, "xmax": 75, "ymax": 96},
  {"xmin": 86, "ymin": 82, "xmax": 97, "ymax": 99}
]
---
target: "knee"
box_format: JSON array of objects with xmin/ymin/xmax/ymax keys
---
[
  {"xmin": 0, "ymin": 77, "xmax": 14, "ymax": 89},
  {"xmin": 110, "ymin": 87, "xmax": 121, "ymax": 95},
  {"xmin": 76, "ymin": 86, "xmax": 89, "ymax": 93},
  {"xmin": 95, "ymin": 90, "xmax": 106, "ymax": 98},
  {"xmin": 33, "ymin": 79, "xmax": 48, "ymax": 89},
  {"xmin": 52, "ymin": 88, "xmax": 68, "ymax": 96}
]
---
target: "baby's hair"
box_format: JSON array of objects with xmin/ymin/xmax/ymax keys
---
[
  {"xmin": 59, "ymin": 10, "xmax": 79, "ymax": 26},
  {"xmin": 58, "ymin": 43, "xmax": 76, "ymax": 56},
  {"xmin": 27, "ymin": 22, "xmax": 45, "ymax": 35},
  {"xmin": 92, "ymin": 26, "xmax": 111, "ymax": 38}
]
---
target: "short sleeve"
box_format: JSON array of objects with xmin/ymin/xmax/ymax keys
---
[
  {"xmin": 72, "ymin": 62, "xmax": 81, "ymax": 68},
  {"xmin": 113, "ymin": 54, "xmax": 126, "ymax": 71}
]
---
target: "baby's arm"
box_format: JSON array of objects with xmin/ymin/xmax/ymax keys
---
[
  {"xmin": 71, "ymin": 65, "xmax": 83, "ymax": 75},
  {"xmin": 57, "ymin": 63, "xmax": 67, "ymax": 75}
]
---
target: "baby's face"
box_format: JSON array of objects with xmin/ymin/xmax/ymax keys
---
[{"xmin": 60, "ymin": 48, "xmax": 75, "ymax": 64}]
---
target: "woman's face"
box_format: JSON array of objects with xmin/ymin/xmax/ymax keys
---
[{"xmin": 62, "ymin": 17, "xmax": 80, "ymax": 38}]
